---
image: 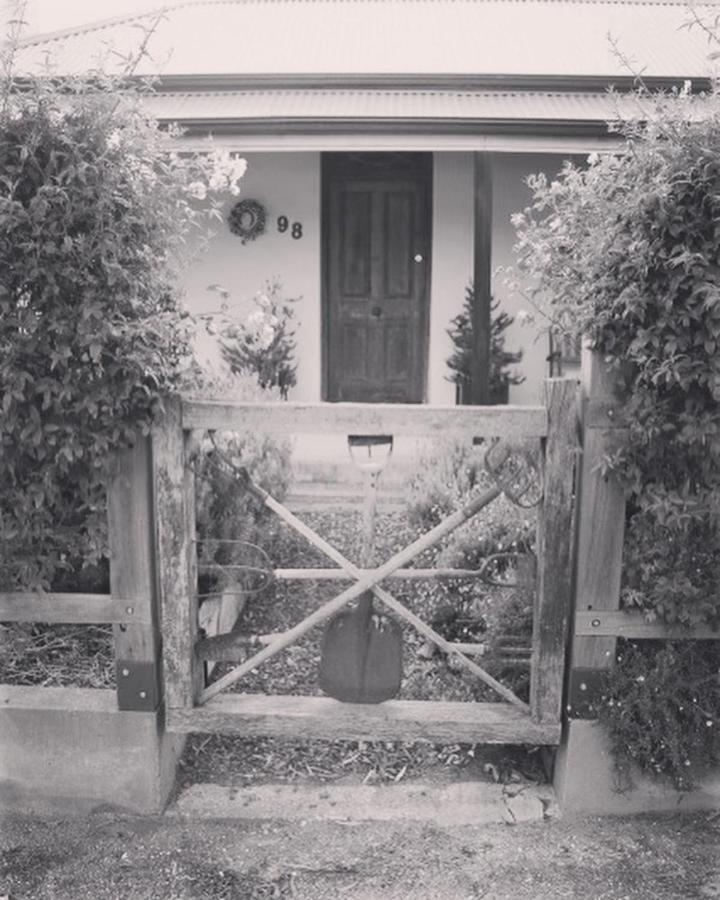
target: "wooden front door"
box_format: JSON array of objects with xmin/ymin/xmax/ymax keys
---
[{"xmin": 323, "ymin": 153, "xmax": 432, "ymax": 402}]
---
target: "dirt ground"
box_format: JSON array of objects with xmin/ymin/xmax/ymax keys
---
[{"xmin": 1, "ymin": 808, "xmax": 719, "ymax": 900}]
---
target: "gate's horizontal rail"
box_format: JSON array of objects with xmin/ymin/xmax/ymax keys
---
[
  {"xmin": 182, "ymin": 400, "xmax": 548, "ymax": 438},
  {"xmin": 166, "ymin": 694, "xmax": 560, "ymax": 745},
  {"xmin": 0, "ymin": 592, "xmax": 150, "ymax": 625},
  {"xmin": 575, "ymin": 609, "xmax": 720, "ymax": 640},
  {"xmin": 272, "ymin": 567, "xmax": 497, "ymax": 581}
]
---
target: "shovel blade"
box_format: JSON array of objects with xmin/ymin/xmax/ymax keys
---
[{"xmin": 320, "ymin": 606, "xmax": 403, "ymax": 704}]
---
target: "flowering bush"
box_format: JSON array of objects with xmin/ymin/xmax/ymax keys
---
[
  {"xmin": 512, "ymin": 86, "xmax": 720, "ymax": 628},
  {"xmin": 0, "ymin": 59, "xmax": 246, "ymax": 587},
  {"xmin": 220, "ymin": 280, "xmax": 298, "ymax": 398}
]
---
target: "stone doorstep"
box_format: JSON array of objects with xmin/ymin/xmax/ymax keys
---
[
  {"xmin": 167, "ymin": 781, "xmax": 558, "ymax": 827},
  {"xmin": 285, "ymin": 485, "xmax": 406, "ymax": 513}
]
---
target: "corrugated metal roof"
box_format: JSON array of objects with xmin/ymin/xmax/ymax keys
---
[
  {"xmin": 141, "ymin": 88, "xmax": 639, "ymax": 123},
  {"xmin": 15, "ymin": 0, "xmax": 719, "ymax": 79}
]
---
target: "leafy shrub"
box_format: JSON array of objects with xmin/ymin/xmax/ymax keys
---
[
  {"xmin": 621, "ymin": 511, "xmax": 720, "ymax": 629},
  {"xmin": 0, "ymin": 65, "xmax": 245, "ymax": 589},
  {"xmin": 513, "ymin": 81, "xmax": 720, "ymax": 781},
  {"xmin": 405, "ymin": 438, "xmax": 488, "ymax": 530},
  {"xmin": 512, "ymin": 87, "xmax": 720, "ymax": 627},
  {"xmin": 597, "ymin": 640, "xmax": 720, "ymax": 792},
  {"xmin": 404, "ymin": 437, "xmax": 537, "ymax": 652},
  {"xmin": 446, "ymin": 287, "xmax": 524, "ymax": 404},
  {"xmin": 220, "ymin": 280, "xmax": 298, "ymax": 398},
  {"xmin": 194, "ymin": 428, "xmax": 292, "ymax": 593}
]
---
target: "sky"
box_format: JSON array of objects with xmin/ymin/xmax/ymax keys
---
[{"xmin": 4, "ymin": 0, "xmax": 158, "ymax": 36}]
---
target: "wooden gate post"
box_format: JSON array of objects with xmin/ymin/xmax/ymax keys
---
[
  {"xmin": 109, "ymin": 435, "xmax": 161, "ymax": 711},
  {"xmin": 553, "ymin": 346, "xmax": 629, "ymax": 813},
  {"xmin": 531, "ymin": 377, "xmax": 578, "ymax": 724},
  {"xmin": 565, "ymin": 348, "xmax": 625, "ymax": 717},
  {"xmin": 152, "ymin": 395, "xmax": 202, "ymax": 710},
  {"xmin": 105, "ymin": 432, "xmax": 186, "ymax": 812}
]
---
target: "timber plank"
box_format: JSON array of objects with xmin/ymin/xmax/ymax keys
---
[
  {"xmin": 108, "ymin": 437, "xmax": 161, "ymax": 710},
  {"xmin": 531, "ymin": 378, "xmax": 578, "ymax": 723},
  {"xmin": 575, "ymin": 610, "xmax": 720, "ymax": 640},
  {"xmin": 571, "ymin": 349, "xmax": 626, "ymax": 673},
  {"xmin": 182, "ymin": 400, "xmax": 547, "ymax": 438},
  {"xmin": 272, "ymin": 567, "xmax": 495, "ymax": 581},
  {"xmin": 153, "ymin": 398, "xmax": 201, "ymax": 709},
  {"xmin": 167, "ymin": 695, "xmax": 560, "ymax": 744},
  {"xmin": 0, "ymin": 593, "xmax": 149, "ymax": 625}
]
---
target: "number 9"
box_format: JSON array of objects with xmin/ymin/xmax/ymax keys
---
[{"xmin": 277, "ymin": 215, "xmax": 288, "ymax": 233}]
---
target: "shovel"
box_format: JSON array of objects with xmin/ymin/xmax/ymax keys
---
[{"xmin": 319, "ymin": 435, "xmax": 403, "ymax": 703}]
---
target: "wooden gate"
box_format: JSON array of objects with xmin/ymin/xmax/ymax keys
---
[{"xmin": 154, "ymin": 379, "xmax": 577, "ymax": 746}]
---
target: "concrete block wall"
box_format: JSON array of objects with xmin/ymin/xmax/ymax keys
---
[{"xmin": 0, "ymin": 685, "xmax": 185, "ymax": 815}]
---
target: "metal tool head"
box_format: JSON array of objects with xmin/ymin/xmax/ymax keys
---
[
  {"xmin": 484, "ymin": 439, "xmax": 543, "ymax": 507},
  {"xmin": 347, "ymin": 434, "xmax": 394, "ymax": 474}
]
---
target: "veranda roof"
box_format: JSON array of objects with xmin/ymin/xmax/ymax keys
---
[{"xmin": 141, "ymin": 87, "xmax": 642, "ymax": 135}]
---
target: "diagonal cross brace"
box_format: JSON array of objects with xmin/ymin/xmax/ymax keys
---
[{"xmin": 200, "ymin": 470, "xmax": 529, "ymax": 710}]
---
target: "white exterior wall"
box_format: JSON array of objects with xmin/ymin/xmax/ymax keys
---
[
  {"xmin": 491, "ymin": 152, "xmax": 578, "ymax": 405},
  {"xmin": 182, "ymin": 150, "xmax": 576, "ymax": 404},
  {"xmin": 183, "ymin": 152, "xmax": 322, "ymax": 401},
  {"xmin": 428, "ymin": 153, "xmax": 475, "ymax": 405}
]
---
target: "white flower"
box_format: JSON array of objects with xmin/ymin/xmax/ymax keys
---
[
  {"xmin": 259, "ymin": 323, "xmax": 276, "ymax": 349},
  {"xmin": 257, "ymin": 293, "xmax": 271, "ymax": 309},
  {"xmin": 187, "ymin": 181, "xmax": 208, "ymax": 200},
  {"xmin": 107, "ymin": 130, "xmax": 122, "ymax": 150},
  {"xmin": 247, "ymin": 310, "xmax": 265, "ymax": 327},
  {"xmin": 516, "ymin": 310, "xmax": 535, "ymax": 326},
  {"xmin": 587, "ymin": 152, "xmax": 600, "ymax": 165}
]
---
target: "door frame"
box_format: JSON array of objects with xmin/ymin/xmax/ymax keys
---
[{"xmin": 320, "ymin": 152, "xmax": 434, "ymax": 402}]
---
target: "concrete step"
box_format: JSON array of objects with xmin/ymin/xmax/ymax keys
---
[
  {"xmin": 290, "ymin": 459, "xmax": 415, "ymax": 488},
  {"xmin": 168, "ymin": 781, "xmax": 556, "ymax": 826},
  {"xmin": 286, "ymin": 482, "xmax": 406, "ymax": 512}
]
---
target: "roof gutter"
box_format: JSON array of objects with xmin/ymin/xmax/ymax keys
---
[
  {"xmin": 152, "ymin": 72, "xmax": 712, "ymax": 94},
  {"xmin": 162, "ymin": 116, "xmax": 619, "ymax": 138}
]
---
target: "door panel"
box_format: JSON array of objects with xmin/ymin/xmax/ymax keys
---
[
  {"xmin": 324, "ymin": 154, "xmax": 432, "ymax": 403},
  {"xmin": 341, "ymin": 190, "xmax": 372, "ymax": 296},
  {"xmin": 384, "ymin": 192, "xmax": 413, "ymax": 298}
]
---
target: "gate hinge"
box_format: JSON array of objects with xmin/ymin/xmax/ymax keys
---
[
  {"xmin": 115, "ymin": 659, "xmax": 161, "ymax": 712},
  {"xmin": 566, "ymin": 668, "xmax": 606, "ymax": 720}
]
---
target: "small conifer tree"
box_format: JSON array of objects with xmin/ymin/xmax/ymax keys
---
[{"xmin": 446, "ymin": 286, "xmax": 524, "ymax": 404}]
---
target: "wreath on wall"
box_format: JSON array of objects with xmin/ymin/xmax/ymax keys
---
[{"xmin": 228, "ymin": 199, "xmax": 267, "ymax": 244}]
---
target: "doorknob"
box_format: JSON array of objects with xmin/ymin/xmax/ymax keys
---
[{"xmin": 371, "ymin": 306, "xmax": 382, "ymax": 317}]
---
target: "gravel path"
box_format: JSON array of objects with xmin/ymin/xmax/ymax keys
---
[{"xmin": 1, "ymin": 809, "xmax": 719, "ymax": 899}]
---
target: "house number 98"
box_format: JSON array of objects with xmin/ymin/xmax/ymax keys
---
[{"xmin": 277, "ymin": 216, "xmax": 303, "ymax": 239}]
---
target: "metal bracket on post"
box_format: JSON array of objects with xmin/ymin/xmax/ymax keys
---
[
  {"xmin": 566, "ymin": 667, "xmax": 605, "ymax": 719},
  {"xmin": 116, "ymin": 660, "xmax": 161, "ymax": 712}
]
